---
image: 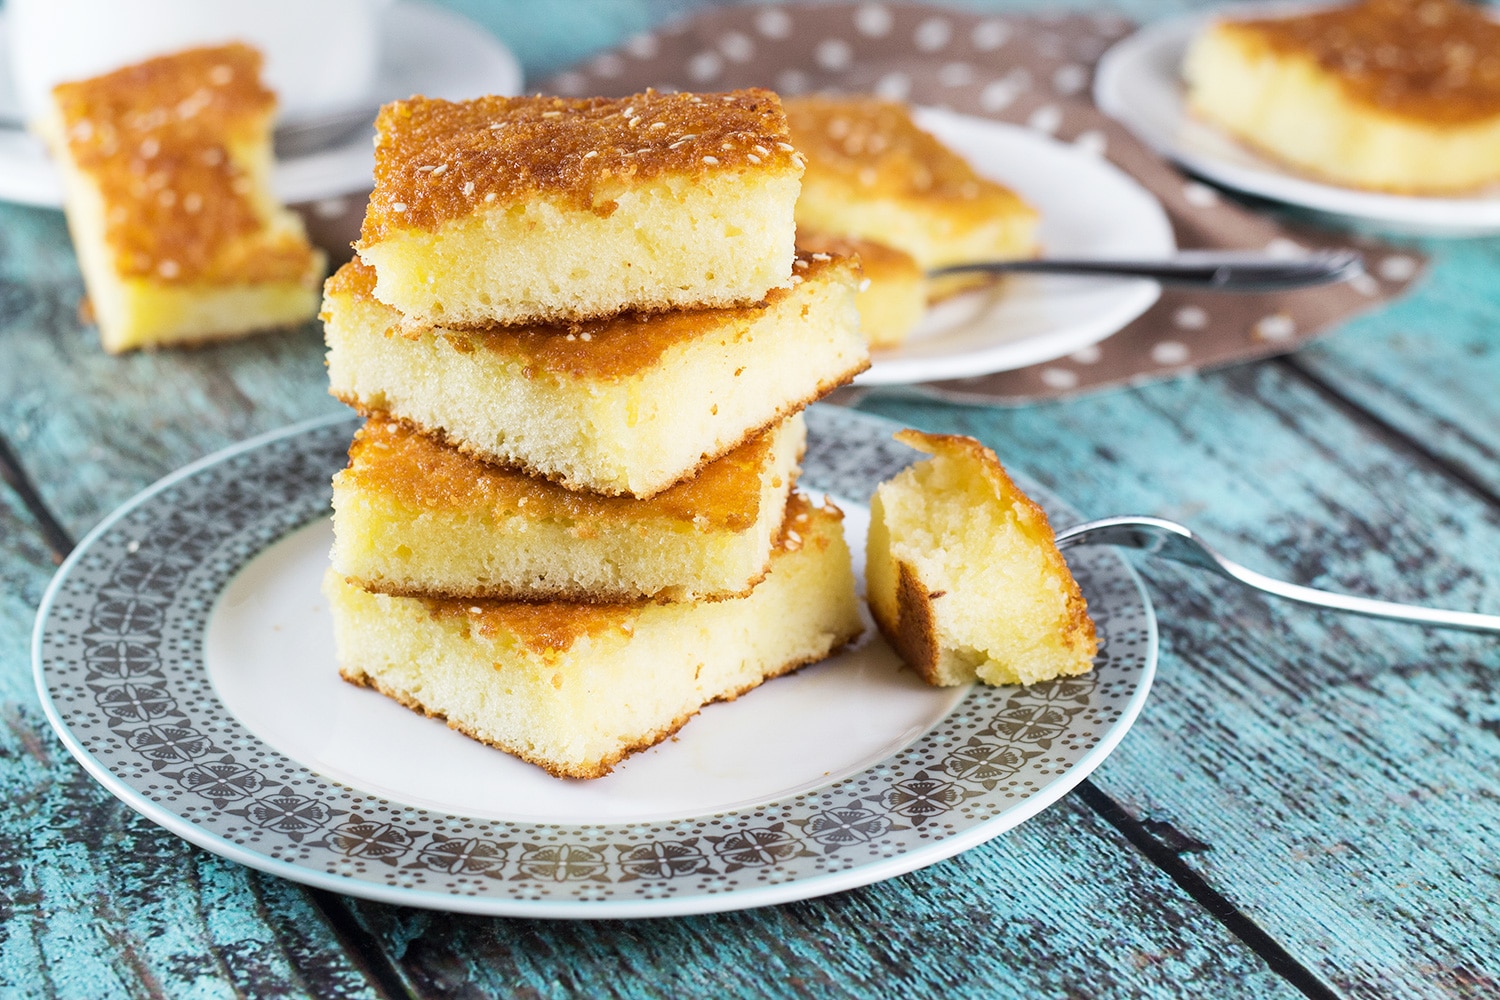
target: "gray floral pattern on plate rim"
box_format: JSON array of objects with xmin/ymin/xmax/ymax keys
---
[{"xmin": 33, "ymin": 404, "xmax": 1156, "ymax": 917}]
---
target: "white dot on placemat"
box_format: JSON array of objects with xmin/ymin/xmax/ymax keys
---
[
  {"xmin": 1070, "ymin": 345, "xmax": 1103, "ymax": 364},
  {"xmin": 1265, "ymin": 237, "xmax": 1305, "ymax": 259},
  {"xmin": 980, "ymin": 76, "xmax": 1025, "ymax": 112},
  {"xmin": 938, "ymin": 62, "xmax": 975, "ymax": 87},
  {"xmin": 1378, "ymin": 254, "xmax": 1418, "ymax": 282},
  {"xmin": 856, "ymin": 4, "xmax": 893, "ymax": 37},
  {"xmin": 719, "ymin": 31, "xmax": 755, "ymax": 63},
  {"xmin": 688, "ymin": 50, "xmax": 723, "ymax": 82},
  {"xmin": 592, "ymin": 53, "xmax": 624, "ymax": 78},
  {"xmin": 625, "ymin": 33, "xmax": 658, "ymax": 59},
  {"xmin": 971, "ymin": 20, "xmax": 1011, "ymax": 51},
  {"xmin": 313, "ymin": 196, "xmax": 349, "ymax": 219},
  {"xmin": 776, "ymin": 69, "xmax": 810, "ymax": 95},
  {"xmin": 1041, "ymin": 367, "xmax": 1079, "ymax": 389},
  {"xmin": 1073, "ymin": 129, "xmax": 1107, "ymax": 156},
  {"xmin": 1350, "ymin": 272, "xmax": 1379, "ymax": 296},
  {"xmin": 817, "ymin": 38, "xmax": 853, "ymax": 71},
  {"xmin": 1152, "ymin": 341, "xmax": 1190, "ymax": 365},
  {"xmin": 757, "ymin": 8, "xmax": 792, "ymax": 38},
  {"xmin": 1182, "ymin": 181, "xmax": 1220, "ymax": 208},
  {"xmin": 1253, "ymin": 313, "xmax": 1296, "ymax": 341},
  {"xmin": 1052, "ymin": 64, "xmax": 1088, "ymax": 95},
  {"xmin": 552, "ymin": 71, "xmax": 588, "ymax": 95},
  {"xmin": 1174, "ymin": 305, "xmax": 1208, "ymax": 330},
  {"xmin": 874, "ymin": 72, "xmax": 912, "ymax": 101},
  {"xmin": 915, "ymin": 17, "xmax": 952, "ymax": 52},
  {"xmin": 1027, "ymin": 104, "xmax": 1063, "ymax": 134}
]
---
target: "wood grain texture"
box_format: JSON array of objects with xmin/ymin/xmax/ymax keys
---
[
  {"xmin": 857, "ymin": 358, "xmax": 1500, "ymax": 1000},
  {"xmin": 342, "ymin": 797, "xmax": 1300, "ymax": 1000}
]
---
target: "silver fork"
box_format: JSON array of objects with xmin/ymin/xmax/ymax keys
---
[{"xmin": 1055, "ymin": 515, "xmax": 1500, "ymax": 634}]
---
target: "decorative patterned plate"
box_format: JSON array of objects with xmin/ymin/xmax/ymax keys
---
[{"xmin": 33, "ymin": 405, "xmax": 1156, "ymax": 918}]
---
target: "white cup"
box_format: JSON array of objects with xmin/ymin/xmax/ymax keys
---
[{"xmin": 6, "ymin": 0, "xmax": 388, "ymax": 123}]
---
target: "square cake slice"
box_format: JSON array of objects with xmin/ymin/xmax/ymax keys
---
[
  {"xmin": 323, "ymin": 254, "xmax": 867, "ymax": 498},
  {"xmin": 41, "ymin": 43, "xmax": 325, "ymax": 353},
  {"xmin": 866, "ymin": 430, "xmax": 1097, "ymax": 688},
  {"xmin": 326, "ymin": 493, "xmax": 863, "ymax": 779},
  {"xmin": 1183, "ymin": 0, "xmax": 1500, "ymax": 194},
  {"xmin": 355, "ymin": 89, "xmax": 804, "ymax": 326},
  {"xmin": 332, "ymin": 411, "xmax": 804, "ymax": 603},
  {"xmin": 785, "ymin": 95, "xmax": 1039, "ymax": 272}
]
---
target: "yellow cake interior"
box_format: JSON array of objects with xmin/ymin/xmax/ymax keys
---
[
  {"xmin": 1183, "ymin": 0, "xmax": 1500, "ymax": 194},
  {"xmin": 326, "ymin": 494, "xmax": 863, "ymax": 779},
  {"xmin": 866, "ymin": 430, "xmax": 1096, "ymax": 687},
  {"xmin": 797, "ymin": 234, "xmax": 925, "ymax": 349},
  {"xmin": 332, "ymin": 411, "xmax": 805, "ymax": 603},
  {"xmin": 41, "ymin": 43, "xmax": 324, "ymax": 352},
  {"xmin": 323, "ymin": 255, "xmax": 867, "ymax": 498}
]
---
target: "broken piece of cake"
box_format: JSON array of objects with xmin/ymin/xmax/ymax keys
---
[
  {"xmin": 355, "ymin": 89, "xmax": 805, "ymax": 327},
  {"xmin": 1183, "ymin": 0, "xmax": 1500, "ymax": 194},
  {"xmin": 326, "ymin": 493, "xmax": 863, "ymax": 778},
  {"xmin": 323, "ymin": 254, "xmax": 866, "ymax": 498},
  {"xmin": 785, "ymin": 95, "xmax": 1039, "ymax": 273},
  {"xmin": 866, "ymin": 430, "xmax": 1097, "ymax": 688},
  {"xmin": 41, "ymin": 43, "xmax": 325, "ymax": 353},
  {"xmin": 797, "ymin": 233, "xmax": 926, "ymax": 349},
  {"xmin": 331, "ymin": 412, "xmax": 805, "ymax": 604}
]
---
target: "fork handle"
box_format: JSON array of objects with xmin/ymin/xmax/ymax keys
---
[{"xmin": 929, "ymin": 250, "xmax": 1364, "ymax": 291}]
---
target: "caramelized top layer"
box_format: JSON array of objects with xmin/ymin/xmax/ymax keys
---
[
  {"xmin": 346, "ymin": 414, "xmax": 796, "ymax": 531},
  {"xmin": 360, "ymin": 89, "xmax": 801, "ymax": 242},
  {"xmin": 327, "ymin": 252, "xmax": 854, "ymax": 381},
  {"xmin": 1227, "ymin": 0, "xmax": 1500, "ymax": 123},
  {"xmin": 785, "ymin": 95, "xmax": 1031, "ymax": 211},
  {"xmin": 423, "ymin": 493, "xmax": 835, "ymax": 654},
  {"xmin": 50, "ymin": 43, "xmax": 318, "ymax": 283},
  {"xmin": 797, "ymin": 233, "xmax": 922, "ymax": 282}
]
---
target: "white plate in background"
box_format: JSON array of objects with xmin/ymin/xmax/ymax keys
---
[
  {"xmin": 859, "ymin": 108, "xmax": 1175, "ymax": 386},
  {"xmin": 1094, "ymin": 6, "xmax": 1500, "ymax": 236}
]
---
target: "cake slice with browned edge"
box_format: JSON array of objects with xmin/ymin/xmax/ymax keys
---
[
  {"xmin": 356, "ymin": 89, "xmax": 804, "ymax": 327},
  {"xmin": 797, "ymin": 233, "xmax": 925, "ymax": 349},
  {"xmin": 866, "ymin": 430, "xmax": 1096, "ymax": 687},
  {"xmin": 326, "ymin": 494, "xmax": 863, "ymax": 778},
  {"xmin": 332, "ymin": 411, "xmax": 804, "ymax": 603},
  {"xmin": 785, "ymin": 95, "xmax": 1039, "ymax": 275},
  {"xmin": 323, "ymin": 254, "xmax": 867, "ymax": 498},
  {"xmin": 39, "ymin": 43, "xmax": 325, "ymax": 353},
  {"xmin": 1183, "ymin": 0, "xmax": 1500, "ymax": 194}
]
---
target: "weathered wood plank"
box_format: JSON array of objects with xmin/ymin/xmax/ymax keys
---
[
  {"xmin": 0, "ymin": 489, "xmax": 389, "ymax": 999},
  {"xmin": 342, "ymin": 796, "xmax": 1301, "ymax": 1000},
  {"xmin": 857, "ymin": 359, "xmax": 1500, "ymax": 1000}
]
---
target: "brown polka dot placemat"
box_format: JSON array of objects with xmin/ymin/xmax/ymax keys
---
[{"xmin": 539, "ymin": 2, "xmax": 1425, "ymax": 406}]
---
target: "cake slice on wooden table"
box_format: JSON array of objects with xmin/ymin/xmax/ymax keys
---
[
  {"xmin": 355, "ymin": 89, "xmax": 805, "ymax": 327},
  {"xmin": 40, "ymin": 43, "xmax": 325, "ymax": 353},
  {"xmin": 326, "ymin": 494, "xmax": 863, "ymax": 778},
  {"xmin": 331, "ymin": 412, "xmax": 805, "ymax": 603},
  {"xmin": 866, "ymin": 430, "xmax": 1097, "ymax": 688},
  {"xmin": 322, "ymin": 254, "xmax": 867, "ymax": 498},
  {"xmin": 1183, "ymin": 0, "xmax": 1500, "ymax": 194},
  {"xmin": 785, "ymin": 95, "xmax": 1039, "ymax": 277}
]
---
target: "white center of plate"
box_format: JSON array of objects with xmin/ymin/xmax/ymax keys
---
[{"xmin": 204, "ymin": 505, "xmax": 965, "ymax": 825}]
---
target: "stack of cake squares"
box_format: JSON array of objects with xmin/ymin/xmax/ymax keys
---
[{"xmin": 321, "ymin": 88, "xmax": 871, "ymax": 779}]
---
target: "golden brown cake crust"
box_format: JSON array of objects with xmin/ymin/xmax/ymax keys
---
[
  {"xmin": 796, "ymin": 233, "xmax": 921, "ymax": 282},
  {"xmin": 325, "ymin": 253, "xmax": 857, "ymax": 381},
  {"xmin": 49, "ymin": 43, "xmax": 318, "ymax": 284},
  {"xmin": 1225, "ymin": 0, "xmax": 1500, "ymax": 124},
  {"xmin": 359, "ymin": 88, "xmax": 801, "ymax": 242},
  {"xmin": 345, "ymin": 414, "xmax": 794, "ymax": 533},
  {"xmin": 785, "ymin": 95, "xmax": 1031, "ymax": 210}
]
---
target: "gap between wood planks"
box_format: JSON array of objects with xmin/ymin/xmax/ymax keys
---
[{"xmin": 7, "ymin": 362, "xmax": 1486, "ymax": 1000}]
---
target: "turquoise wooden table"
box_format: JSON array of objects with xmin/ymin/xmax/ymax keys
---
[{"xmin": 3, "ymin": 1, "xmax": 1498, "ymax": 996}]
